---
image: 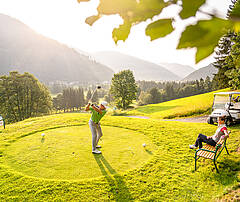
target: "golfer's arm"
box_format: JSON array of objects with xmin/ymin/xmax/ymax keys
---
[
  {"xmin": 221, "ymin": 130, "xmax": 229, "ymax": 140},
  {"xmin": 85, "ymin": 103, "xmax": 91, "ymax": 111},
  {"xmin": 92, "ymin": 105, "xmax": 102, "ymax": 114},
  {"xmin": 224, "ymin": 130, "xmax": 229, "ymax": 138}
]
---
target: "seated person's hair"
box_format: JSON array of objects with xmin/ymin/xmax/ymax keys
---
[{"xmin": 219, "ymin": 116, "xmax": 226, "ymax": 121}]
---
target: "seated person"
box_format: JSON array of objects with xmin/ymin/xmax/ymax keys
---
[{"xmin": 189, "ymin": 116, "xmax": 229, "ymax": 149}]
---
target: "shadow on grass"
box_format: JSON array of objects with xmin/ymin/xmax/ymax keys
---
[
  {"xmin": 111, "ymin": 112, "xmax": 128, "ymax": 117},
  {"xmin": 41, "ymin": 137, "xmax": 45, "ymax": 143},
  {"xmin": 136, "ymin": 105, "xmax": 178, "ymax": 114},
  {"xmin": 145, "ymin": 149, "xmax": 153, "ymax": 155},
  {"xmin": 93, "ymin": 154, "xmax": 133, "ymax": 201},
  {"xmin": 213, "ymin": 158, "xmax": 240, "ymax": 185}
]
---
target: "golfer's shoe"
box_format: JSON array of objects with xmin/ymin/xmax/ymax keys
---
[
  {"xmin": 189, "ymin": 144, "xmax": 197, "ymax": 149},
  {"xmin": 92, "ymin": 149, "xmax": 102, "ymax": 154},
  {"xmin": 96, "ymin": 145, "xmax": 101, "ymax": 148}
]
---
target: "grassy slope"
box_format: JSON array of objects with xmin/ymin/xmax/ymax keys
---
[
  {"xmin": 0, "ymin": 113, "xmax": 239, "ymax": 201},
  {"xmin": 127, "ymin": 89, "xmax": 228, "ymax": 119}
]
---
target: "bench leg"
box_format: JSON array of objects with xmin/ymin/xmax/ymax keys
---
[
  {"xmin": 194, "ymin": 154, "xmax": 198, "ymax": 171},
  {"xmin": 225, "ymin": 146, "xmax": 229, "ymax": 155},
  {"xmin": 213, "ymin": 159, "xmax": 219, "ymax": 173}
]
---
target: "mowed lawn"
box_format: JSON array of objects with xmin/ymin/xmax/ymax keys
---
[
  {"xmin": 0, "ymin": 112, "xmax": 239, "ymax": 201},
  {"xmin": 127, "ymin": 89, "xmax": 228, "ymax": 119}
]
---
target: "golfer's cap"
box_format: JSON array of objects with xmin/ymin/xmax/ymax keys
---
[{"xmin": 100, "ymin": 101, "xmax": 108, "ymax": 109}]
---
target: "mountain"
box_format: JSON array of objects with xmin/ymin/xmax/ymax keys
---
[
  {"xmin": 0, "ymin": 14, "xmax": 114, "ymax": 82},
  {"xmin": 92, "ymin": 51, "xmax": 180, "ymax": 81},
  {"xmin": 158, "ymin": 63, "xmax": 195, "ymax": 78},
  {"xmin": 182, "ymin": 64, "xmax": 218, "ymax": 81}
]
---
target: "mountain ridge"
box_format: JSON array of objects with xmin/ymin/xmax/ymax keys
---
[
  {"xmin": 0, "ymin": 14, "xmax": 114, "ymax": 83},
  {"xmin": 92, "ymin": 51, "xmax": 181, "ymax": 81},
  {"xmin": 182, "ymin": 64, "xmax": 218, "ymax": 81}
]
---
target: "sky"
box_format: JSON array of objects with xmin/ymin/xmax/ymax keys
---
[{"xmin": 0, "ymin": 0, "xmax": 232, "ymax": 69}]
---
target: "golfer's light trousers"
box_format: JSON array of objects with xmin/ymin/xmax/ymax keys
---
[{"xmin": 89, "ymin": 119, "xmax": 103, "ymax": 151}]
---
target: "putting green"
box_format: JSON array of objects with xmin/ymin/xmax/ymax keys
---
[{"xmin": 3, "ymin": 125, "xmax": 157, "ymax": 180}]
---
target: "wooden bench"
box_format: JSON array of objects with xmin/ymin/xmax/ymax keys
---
[{"xmin": 195, "ymin": 138, "xmax": 229, "ymax": 173}]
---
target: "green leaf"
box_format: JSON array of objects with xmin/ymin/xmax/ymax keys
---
[
  {"xmin": 112, "ymin": 21, "xmax": 132, "ymax": 44},
  {"xmin": 145, "ymin": 19, "xmax": 174, "ymax": 41},
  {"xmin": 177, "ymin": 17, "xmax": 233, "ymax": 63},
  {"xmin": 97, "ymin": 0, "xmax": 167, "ymax": 23},
  {"xmin": 195, "ymin": 45, "xmax": 214, "ymax": 63},
  {"xmin": 179, "ymin": 0, "xmax": 206, "ymax": 19},
  {"xmin": 85, "ymin": 15, "xmax": 101, "ymax": 26},
  {"xmin": 97, "ymin": 0, "xmax": 137, "ymax": 15},
  {"xmin": 229, "ymin": 0, "xmax": 240, "ymax": 20}
]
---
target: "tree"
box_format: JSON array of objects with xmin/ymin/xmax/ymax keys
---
[
  {"xmin": 0, "ymin": 71, "xmax": 52, "ymax": 123},
  {"xmin": 86, "ymin": 89, "xmax": 92, "ymax": 103},
  {"xmin": 53, "ymin": 94, "xmax": 64, "ymax": 112},
  {"xmin": 91, "ymin": 91, "xmax": 99, "ymax": 103},
  {"xmin": 110, "ymin": 70, "xmax": 138, "ymax": 109},
  {"xmin": 138, "ymin": 91, "xmax": 152, "ymax": 105},
  {"xmin": 149, "ymin": 87, "xmax": 162, "ymax": 104},
  {"xmin": 77, "ymin": 0, "xmax": 240, "ymax": 63},
  {"xmin": 104, "ymin": 92, "xmax": 114, "ymax": 104},
  {"xmin": 213, "ymin": 32, "xmax": 236, "ymax": 89},
  {"xmin": 209, "ymin": 0, "xmax": 239, "ymax": 89},
  {"xmin": 225, "ymin": 33, "xmax": 240, "ymax": 89},
  {"xmin": 204, "ymin": 76, "xmax": 212, "ymax": 92},
  {"xmin": 164, "ymin": 83, "xmax": 175, "ymax": 101},
  {"xmin": 76, "ymin": 87, "xmax": 85, "ymax": 110}
]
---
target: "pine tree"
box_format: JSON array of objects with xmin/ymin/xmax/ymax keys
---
[{"xmin": 213, "ymin": 0, "xmax": 238, "ymax": 89}]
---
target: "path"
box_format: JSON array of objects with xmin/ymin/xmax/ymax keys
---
[
  {"xmin": 126, "ymin": 115, "xmax": 208, "ymax": 123},
  {"xmin": 163, "ymin": 115, "xmax": 208, "ymax": 123}
]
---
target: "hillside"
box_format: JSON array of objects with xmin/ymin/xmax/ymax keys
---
[
  {"xmin": 183, "ymin": 64, "xmax": 218, "ymax": 81},
  {"xmin": 0, "ymin": 14, "xmax": 114, "ymax": 82},
  {"xmin": 159, "ymin": 63, "xmax": 195, "ymax": 78},
  {"xmin": 127, "ymin": 89, "xmax": 227, "ymax": 119},
  {"xmin": 92, "ymin": 51, "xmax": 180, "ymax": 81}
]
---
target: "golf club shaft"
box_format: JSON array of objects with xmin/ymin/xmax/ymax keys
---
[
  {"xmin": 89, "ymin": 88, "xmax": 97, "ymax": 103},
  {"xmin": 88, "ymin": 86, "xmax": 101, "ymax": 103}
]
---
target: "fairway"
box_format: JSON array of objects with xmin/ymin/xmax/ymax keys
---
[
  {"xmin": 0, "ymin": 113, "xmax": 239, "ymax": 201},
  {"xmin": 3, "ymin": 125, "xmax": 156, "ymax": 180}
]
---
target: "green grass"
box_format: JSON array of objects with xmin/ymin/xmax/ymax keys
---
[
  {"xmin": 127, "ymin": 89, "xmax": 228, "ymax": 119},
  {"xmin": 3, "ymin": 125, "xmax": 156, "ymax": 180},
  {"xmin": 0, "ymin": 113, "xmax": 239, "ymax": 201}
]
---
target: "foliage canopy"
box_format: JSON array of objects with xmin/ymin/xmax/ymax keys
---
[
  {"xmin": 77, "ymin": 0, "xmax": 240, "ymax": 63},
  {"xmin": 110, "ymin": 70, "xmax": 137, "ymax": 109},
  {"xmin": 0, "ymin": 71, "xmax": 52, "ymax": 123}
]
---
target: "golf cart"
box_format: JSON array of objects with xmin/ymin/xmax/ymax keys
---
[{"xmin": 207, "ymin": 92, "xmax": 240, "ymax": 126}]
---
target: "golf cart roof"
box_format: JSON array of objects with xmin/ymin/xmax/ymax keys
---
[{"xmin": 214, "ymin": 92, "xmax": 240, "ymax": 95}]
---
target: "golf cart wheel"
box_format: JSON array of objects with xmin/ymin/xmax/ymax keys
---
[
  {"xmin": 207, "ymin": 117, "xmax": 214, "ymax": 124},
  {"xmin": 225, "ymin": 118, "xmax": 233, "ymax": 126}
]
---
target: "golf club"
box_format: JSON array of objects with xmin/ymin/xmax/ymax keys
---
[{"xmin": 88, "ymin": 85, "xmax": 101, "ymax": 103}]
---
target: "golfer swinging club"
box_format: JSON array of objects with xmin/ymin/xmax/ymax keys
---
[{"xmin": 85, "ymin": 101, "xmax": 108, "ymax": 154}]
